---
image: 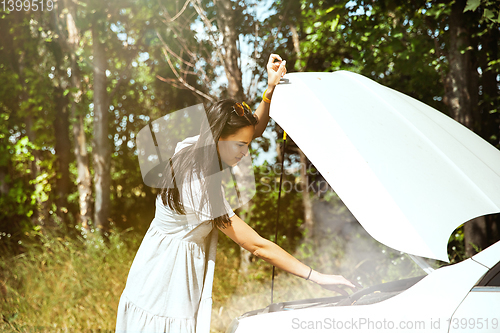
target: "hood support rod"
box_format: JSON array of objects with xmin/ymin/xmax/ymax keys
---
[{"xmin": 271, "ymin": 130, "xmax": 287, "ymax": 304}]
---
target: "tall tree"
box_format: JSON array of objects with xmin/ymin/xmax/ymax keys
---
[
  {"xmin": 155, "ymin": 0, "xmax": 261, "ymax": 103},
  {"xmin": 215, "ymin": 0, "xmax": 244, "ymax": 100},
  {"xmin": 91, "ymin": 12, "xmax": 112, "ymax": 234},
  {"xmin": 443, "ymin": 0, "xmax": 487, "ymax": 256},
  {"xmin": 57, "ymin": 0, "xmax": 94, "ymax": 231},
  {"xmin": 48, "ymin": 4, "xmax": 73, "ymax": 229}
]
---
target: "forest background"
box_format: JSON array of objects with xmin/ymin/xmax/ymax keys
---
[{"xmin": 1, "ymin": 0, "xmax": 499, "ymax": 331}]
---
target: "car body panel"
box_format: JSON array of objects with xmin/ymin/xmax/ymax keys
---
[
  {"xmin": 234, "ymin": 254, "xmax": 493, "ymax": 332},
  {"xmin": 470, "ymin": 240, "xmax": 500, "ymax": 269},
  {"xmin": 269, "ymin": 71, "xmax": 500, "ymax": 261},
  {"xmin": 448, "ymin": 289, "xmax": 500, "ymax": 333}
]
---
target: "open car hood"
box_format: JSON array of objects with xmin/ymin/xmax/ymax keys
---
[{"xmin": 269, "ymin": 71, "xmax": 500, "ymax": 262}]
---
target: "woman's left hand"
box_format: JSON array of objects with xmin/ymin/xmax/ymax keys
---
[
  {"xmin": 311, "ymin": 272, "xmax": 359, "ymax": 296},
  {"xmin": 267, "ymin": 54, "xmax": 287, "ymax": 88}
]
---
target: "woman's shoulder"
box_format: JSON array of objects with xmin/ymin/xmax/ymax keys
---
[{"xmin": 174, "ymin": 135, "xmax": 200, "ymax": 155}]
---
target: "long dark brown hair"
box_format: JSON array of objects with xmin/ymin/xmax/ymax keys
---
[{"xmin": 159, "ymin": 99, "xmax": 258, "ymax": 228}]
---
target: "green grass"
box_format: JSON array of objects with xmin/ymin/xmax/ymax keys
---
[
  {"xmin": 0, "ymin": 229, "xmax": 138, "ymax": 332},
  {"xmin": 0, "ymin": 228, "xmax": 303, "ymax": 333},
  {"xmin": 1, "ymin": 228, "xmax": 273, "ymax": 332},
  {"xmin": 0, "ymin": 227, "xmax": 424, "ymax": 333}
]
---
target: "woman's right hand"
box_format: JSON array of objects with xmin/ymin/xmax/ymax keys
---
[
  {"xmin": 266, "ymin": 54, "xmax": 287, "ymax": 89},
  {"xmin": 309, "ymin": 271, "xmax": 358, "ymax": 296}
]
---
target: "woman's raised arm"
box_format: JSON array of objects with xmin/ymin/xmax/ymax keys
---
[{"xmin": 253, "ymin": 54, "xmax": 287, "ymax": 139}]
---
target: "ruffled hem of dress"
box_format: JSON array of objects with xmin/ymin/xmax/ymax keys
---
[{"xmin": 115, "ymin": 294, "xmax": 196, "ymax": 333}]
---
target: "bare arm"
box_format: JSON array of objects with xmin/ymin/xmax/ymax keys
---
[
  {"xmin": 253, "ymin": 54, "xmax": 287, "ymax": 139},
  {"xmin": 218, "ymin": 214, "xmax": 356, "ymax": 294}
]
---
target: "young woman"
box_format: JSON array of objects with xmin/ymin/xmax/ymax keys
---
[{"xmin": 115, "ymin": 54, "xmax": 355, "ymax": 333}]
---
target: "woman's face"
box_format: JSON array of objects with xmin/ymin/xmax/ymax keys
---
[{"xmin": 218, "ymin": 125, "xmax": 255, "ymax": 167}]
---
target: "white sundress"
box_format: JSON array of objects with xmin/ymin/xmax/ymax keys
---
[{"xmin": 115, "ymin": 135, "xmax": 235, "ymax": 333}]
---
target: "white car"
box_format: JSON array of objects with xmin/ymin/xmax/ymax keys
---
[
  {"xmin": 228, "ymin": 241, "xmax": 500, "ymax": 333},
  {"xmin": 226, "ymin": 72, "xmax": 500, "ymax": 333}
]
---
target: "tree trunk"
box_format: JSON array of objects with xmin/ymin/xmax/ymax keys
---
[
  {"xmin": 0, "ymin": 165, "xmax": 9, "ymax": 196},
  {"xmin": 53, "ymin": 86, "xmax": 71, "ymax": 228},
  {"xmin": 445, "ymin": 0, "xmax": 473, "ymax": 127},
  {"xmin": 299, "ymin": 149, "xmax": 314, "ymax": 240},
  {"xmin": 216, "ymin": 0, "xmax": 244, "ymax": 101},
  {"xmin": 445, "ymin": 0, "xmax": 488, "ymax": 257},
  {"xmin": 63, "ymin": 0, "xmax": 93, "ymax": 231},
  {"xmin": 479, "ymin": 27, "xmax": 499, "ymax": 142},
  {"xmin": 60, "ymin": 0, "xmax": 92, "ymax": 231},
  {"xmin": 50, "ymin": 8, "xmax": 72, "ymax": 229},
  {"xmin": 92, "ymin": 22, "xmax": 111, "ymax": 234},
  {"xmin": 464, "ymin": 217, "xmax": 488, "ymax": 255},
  {"xmin": 289, "ymin": 23, "xmax": 303, "ymax": 72},
  {"xmin": 74, "ymin": 114, "xmax": 93, "ymax": 231}
]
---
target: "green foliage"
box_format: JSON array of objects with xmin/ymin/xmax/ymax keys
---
[
  {"xmin": 0, "ymin": 227, "xmax": 140, "ymax": 332},
  {"xmin": 239, "ymin": 160, "xmax": 306, "ymax": 251},
  {"xmin": 1, "ymin": 0, "xmax": 500, "ymax": 330},
  {"xmin": 464, "ymin": 0, "xmax": 500, "ymax": 23},
  {"xmin": 447, "ymin": 226, "xmax": 467, "ymax": 264}
]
